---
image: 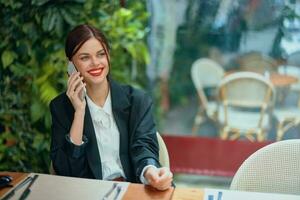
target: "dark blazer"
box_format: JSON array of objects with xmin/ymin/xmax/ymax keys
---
[{"xmin": 49, "ymin": 79, "xmax": 160, "ymax": 183}]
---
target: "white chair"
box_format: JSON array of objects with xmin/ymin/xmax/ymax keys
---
[
  {"xmin": 274, "ymin": 65, "xmax": 300, "ymax": 140},
  {"xmin": 218, "ymin": 72, "xmax": 275, "ymax": 141},
  {"xmin": 274, "ymin": 106, "xmax": 300, "ymax": 141},
  {"xmin": 156, "ymin": 132, "xmax": 170, "ymax": 168},
  {"xmin": 230, "ymin": 139, "xmax": 300, "ymax": 195},
  {"xmin": 191, "ymin": 58, "xmax": 225, "ymax": 135},
  {"xmin": 50, "ymin": 132, "xmax": 170, "ymax": 174}
]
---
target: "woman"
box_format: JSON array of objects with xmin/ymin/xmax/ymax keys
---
[{"xmin": 49, "ymin": 24, "xmax": 173, "ymax": 190}]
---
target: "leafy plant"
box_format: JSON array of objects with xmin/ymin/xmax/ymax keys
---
[{"xmin": 0, "ymin": 0, "xmax": 149, "ymax": 172}]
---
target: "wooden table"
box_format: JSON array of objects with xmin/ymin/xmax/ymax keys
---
[
  {"xmin": 0, "ymin": 172, "xmax": 203, "ymax": 200},
  {"xmin": 122, "ymin": 183, "xmax": 174, "ymax": 200},
  {"xmin": 0, "ymin": 172, "xmax": 28, "ymax": 197},
  {"xmin": 1, "ymin": 172, "xmax": 299, "ymax": 200},
  {"xmin": 225, "ymin": 71, "xmax": 298, "ymax": 87},
  {"xmin": 172, "ymin": 188, "xmax": 204, "ymax": 200},
  {"xmin": 270, "ymin": 73, "xmax": 298, "ymax": 87}
]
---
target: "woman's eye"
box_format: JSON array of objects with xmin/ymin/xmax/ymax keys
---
[
  {"xmin": 80, "ymin": 56, "xmax": 89, "ymax": 61},
  {"xmin": 97, "ymin": 52, "xmax": 106, "ymax": 57}
]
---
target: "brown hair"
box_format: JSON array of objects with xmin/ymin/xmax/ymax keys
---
[{"xmin": 65, "ymin": 24, "xmax": 110, "ymax": 66}]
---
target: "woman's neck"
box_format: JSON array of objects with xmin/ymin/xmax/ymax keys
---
[{"xmin": 86, "ymin": 79, "xmax": 109, "ymax": 107}]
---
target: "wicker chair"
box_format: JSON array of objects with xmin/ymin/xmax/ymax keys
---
[
  {"xmin": 230, "ymin": 139, "xmax": 300, "ymax": 195},
  {"xmin": 218, "ymin": 72, "xmax": 275, "ymax": 141},
  {"xmin": 274, "ymin": 65, "xmax": 300, "ymax": 140},
  {"xmin": 191, "ymin": 58, "xmax": 225, "ymax": 135}
]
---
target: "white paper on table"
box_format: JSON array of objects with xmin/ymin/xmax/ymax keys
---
[
  {"xmin": 8, "ymin": 173, "xmax": 129, "ymax": 200},
  {"xmin": 99, "ymin": 182, "xmax": 129, "ymax": 200},
  {"xmin": 203, "ymin": 188, "xmax": 300, "ymax": 200}
]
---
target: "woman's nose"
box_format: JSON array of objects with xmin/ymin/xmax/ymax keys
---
[{"xmin": 91, "ymin": 57, "xmax": 100, "ymax": 66}]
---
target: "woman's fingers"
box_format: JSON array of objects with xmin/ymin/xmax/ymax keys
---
[
  {"xmin": 67, "ymin": 72, "xmax": 81, "ymax": 90},
  {"xmin": 69, "ymin": 76, "xmax": 83, "ymax": 94},
  {"xmin": 67, "ymin": 73, "xmax": 76, "ymax": 95},
  {"xmin": 148, "ymin": 167, "xmax": 173, "ymax": 191},
  {"xmin": 152, "ymin": 178, "xmax": 173, "ymax": 191},
  {"xmin": 67, "ymin": 74, "xmax": 84, "ymax": 98},
  {"xmin": 158, "ymin": 167, "xmax": 171, "ymax": 177},
  {"xmin": 144, "ymin": 167, "xmax": 160, "ymax": 184},
  {"xmin": 67, "ymin": 72, "xmax": 79, "ymax": 87},
  {"xmin": 72, "ymin": 77, "xmax": 85, "ymax": 94},
  {"xmin": 66, "ymin": 72, "xmax": 86, "ymax": 111},
  {"xmin": 74, "ymin": 82, "xmax": 86, "ymax": 100}
]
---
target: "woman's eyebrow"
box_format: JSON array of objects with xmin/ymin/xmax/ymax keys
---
[
  {"xmin": 78, "ymin": 49, "xmax": 104, "ymax": 56},
  {"xmin": 78, "ymin": 53, "xmax": 89, "ymax": 56}
]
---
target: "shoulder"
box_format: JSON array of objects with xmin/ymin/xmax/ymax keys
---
[
  {"xmin": 124, "ymin": 84, "xmax": 153, "ymax": 114},
  {"xmin": 130, "ymin": 87, "xmax": 152, "ymax": 106},
  {"xmin": 110, "ymin": 80, "xmax": 152, "ymax": 107},
  {"xmin": 49, "ymin": 92, "xmax": 72, "ymax": 113},
  {"xmin": 50, "ymin": 92, "xmax": 67, "ymax": 106}
]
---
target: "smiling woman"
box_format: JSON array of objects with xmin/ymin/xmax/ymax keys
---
[
  {"xmin": 49, "ymin": 24, "xmax": 173, "ymax": 191},
  {"xmin": 73, "ymin": 38, "xmax": 109, "ymax": 86}
]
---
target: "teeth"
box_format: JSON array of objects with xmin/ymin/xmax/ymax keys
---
[{"xmin": 89, "ymin": 69, "xmax": 102, "ymax": 74}]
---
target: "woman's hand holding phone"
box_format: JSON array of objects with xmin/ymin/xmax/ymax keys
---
[
  {"xmin": 66, "ymin": 72, "xmax": 86, "ymax": 112},
  {"xmin": 66, "ymin": 62, "xmax": 86, "ymax": 145}
]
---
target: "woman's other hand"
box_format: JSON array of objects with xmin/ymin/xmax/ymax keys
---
[
  {"xmin": 66, "ymin": 72, "xmax": 86, "ymax": 112},
  {"xmin": 144, "ymin": 166, "xmax": 173, "ymax": 191}
]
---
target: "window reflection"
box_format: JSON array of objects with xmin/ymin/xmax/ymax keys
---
[{"xmin": 147, "ymin": 0, "xmax": 300, "ymax": 141}]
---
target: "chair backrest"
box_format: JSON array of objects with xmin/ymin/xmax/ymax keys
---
[
  {"xmin": 230, "ymin": 139, "xmax": 300, "ymax": 195},
  {"xmin": 157, "ymin": 132, "xmax": 170, "ymax": 168},
  {"xmin": 191, "ymin": 58, "xmax": 225, "ymax": 89},
  {"xmin": 50, "ymin": 132, "xmax": 170, "ymax": 175},
  {"xmin": 218, "ymin": 72, "xmax": 275, "ymax": 108},
  {"xmin": 191, "ymin": 58, "xmax": 224, "ymax": 110},
  {"xmin": 239, "ymin": 52, "xmax": 276, "ymax": 74}
]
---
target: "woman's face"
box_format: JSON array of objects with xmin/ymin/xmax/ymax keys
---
[{"xmin": 71, "ymin": 37, "xmax": 109, "ymax": 87}]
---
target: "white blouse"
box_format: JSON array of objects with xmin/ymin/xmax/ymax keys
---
[{"xmin": 86, "ymin": 91, "xmax": 126, "ymax": 180}]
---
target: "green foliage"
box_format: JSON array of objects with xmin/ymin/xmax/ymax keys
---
[{"xmin": 0, "ymin": 0, "xmax": 149, "ymax": 172}]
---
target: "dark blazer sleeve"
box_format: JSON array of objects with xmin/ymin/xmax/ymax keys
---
[
  {"xmin": 129, "ymin": 91, "xmax": 161, "ymax": 180},
  {"xmin": 49, "ymin": 96, "xmax": 93, "ymax": 178}
]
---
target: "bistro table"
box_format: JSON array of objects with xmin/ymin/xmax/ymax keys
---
[
  {"xmin": 269, "ymin": 73, "xmax": 298, "ymax": 87},
  {"xmin": 225, "ymin": 71, "xmax": 298, "ymax": 87}
]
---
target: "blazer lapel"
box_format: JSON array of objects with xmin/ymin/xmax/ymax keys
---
[
  {"xmin": 109, "ymin": 79, "xmax": 132, "ymax": 179},
  {"xmin": 84, "ymin": 104, "xmax": 102, "ymax": 179}
]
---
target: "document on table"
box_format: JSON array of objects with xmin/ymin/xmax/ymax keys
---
[
  {"xmin": 5, "ymin": 173, "xmax": 129, "ymax": 200},
  {"xmin": 204, "ymin": 188, "xmax": 300, "ymax": 200}
]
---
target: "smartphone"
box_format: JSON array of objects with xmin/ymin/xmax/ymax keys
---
[
  {"xmin": 0, "ymin": 175, "xmax": 12, "ymax": 188},
  {"xmin": 67, "ymin": 61, "xmax": 86, "ymax": 101}
]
